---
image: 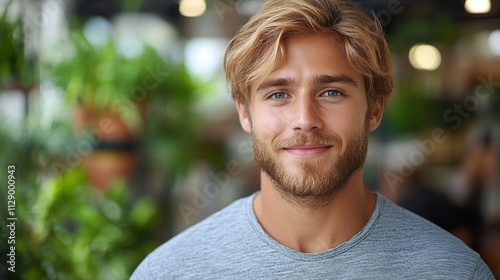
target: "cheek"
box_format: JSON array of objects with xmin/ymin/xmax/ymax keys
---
[
  {"xmin": 251, "ymin": 108, "xmax": 284, "ymax": 138},
  {"xmin": 345, "ymin": 99, "xmax": 370, "ymax": 128},
  {"xmin": 329, "ymin": 108, "xmax": 367, "ymax": 138}
]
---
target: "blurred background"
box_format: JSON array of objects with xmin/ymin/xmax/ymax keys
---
[{"xmin": 0, "ymin": 0, "xmax": 499, "ymax": 278}]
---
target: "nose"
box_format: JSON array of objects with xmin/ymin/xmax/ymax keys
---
[{"xmin": 290, "ymin": 94, "xmax": 323, "ymax": 132}]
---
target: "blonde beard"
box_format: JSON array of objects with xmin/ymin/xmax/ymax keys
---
[{"xmin": 251, "ymin": 124, "xmax": 369, "ymax": 209}]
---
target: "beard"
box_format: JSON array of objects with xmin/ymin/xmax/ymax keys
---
[{"xmin": 251, "ymin": 123, "xmax": 369, "ymax": 208}]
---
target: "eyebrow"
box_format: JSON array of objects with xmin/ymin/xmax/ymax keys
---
[
  {"xmin": 256, "ymin": 78, "xmax": 294, "ymax": 93},
  {"xmin": 312, "ymin": 74, "xmax": 359, "ymax": 88},
  {"xmin": 256, "ymin": 74, "xmax": 359, "ymax": 93}
]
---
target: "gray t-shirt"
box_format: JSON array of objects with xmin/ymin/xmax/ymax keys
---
[{"xmin": 131, "ymin": 192, "xmax": 494, "ymax": 279}]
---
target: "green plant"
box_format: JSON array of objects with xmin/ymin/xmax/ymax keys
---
[
  {"xmin": 24, "ymin": 168, "xmax": 159, "ymax": 279},
  {"xmin": 44, "ymin": 29, "xmax": 198, "ymax": 131},
  {"xmin": 388, "ymin": 15, "xmax": 459, "ymax": 54},
  {"xmin": 384, "ymin": 77, "xmax": 440, "ymax": 135},
  {"xmin": 43, "ymin": 25, "xmax": 204, "ymax": 175},
  {"xmin": 0, "ymin": 123, "xmax": 161, "ymax": 280},
  {"xmin": 0, "ymin": 0, "xmax": 34, "ymax": 90}
]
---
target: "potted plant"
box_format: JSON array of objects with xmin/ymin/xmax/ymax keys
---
[
  {"xmin": 43, "ymin": 28, "xmax": 200, "ymax": 188},
  {"xmin": 0, "ymin": 123, "xmax": 161, "ymax": 279}
]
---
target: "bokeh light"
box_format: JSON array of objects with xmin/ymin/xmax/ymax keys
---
[
  {"xmin": 409, "ymin": 44, "xmax": 442, "ymax": 71},
  {"xmin": 465, "ymin": 0, "xmax": 491, "ymax": 14},
  {"xmin": 488, "ymin": 30, "xmax": 500, "ymax": 56},
  {"xmin": 179, "ymin": 0, "xmax": 206, "ymax": 17}
]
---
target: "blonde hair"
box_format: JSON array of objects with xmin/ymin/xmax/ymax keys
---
[{"xmin": 224, "ymin": 0, "xmax": 393, "ymax": 109}]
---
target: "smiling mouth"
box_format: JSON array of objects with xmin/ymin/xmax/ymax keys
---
[{"xmin": 283, "ymin": 144, "xmax": 332, "ymax": 157}]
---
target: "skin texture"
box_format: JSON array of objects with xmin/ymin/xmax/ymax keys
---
[{"xmin": 236, "ymin": 33, "xmax": 385, "ymax": 253}]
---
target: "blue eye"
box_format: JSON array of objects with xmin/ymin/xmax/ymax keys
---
[
  {"xmin": 323, "ymin": 90, "xmax": 342, "ymax": 97},
  {"xmin": 270, "ymin": 92, "xmax": 287, "ymax": 99}
]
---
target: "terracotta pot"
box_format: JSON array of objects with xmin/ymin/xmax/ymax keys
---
[
  {"xmin": 72, "ymin": 105, "xmax": 139, "ymax": 142},
  {"xmin": 83, "ymin": 151, "xmax": 136, "ymax": 190},
  {"xmin": 71, "ymin": 103, "xmax": 146, "ymax": 189}
]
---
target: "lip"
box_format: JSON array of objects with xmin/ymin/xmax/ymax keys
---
[{"xmin": 283, "ymin": 144, "xmax": 332, "ymax": 157}]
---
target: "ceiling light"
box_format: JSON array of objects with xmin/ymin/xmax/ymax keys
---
[
  {"xmin": 179, "ymin": 0, "xmax": 206, "ymax": 17},
  {"xmin": 465, "ymin": 0, "xmax": 491, "ymax": 14},
  {"xmin": 409, "ymin": 44, "xmax": 442, "ymax": 71}
]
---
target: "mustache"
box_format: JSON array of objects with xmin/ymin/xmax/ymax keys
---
[{"xmin": 272, "ymin": 132, "xmax": 342, "ymax": 150}]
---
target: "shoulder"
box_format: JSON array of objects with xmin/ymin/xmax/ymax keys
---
[
  {"xmin": 367, "ymin": 194, "xmax": 493, "ymax": 277},
  {"xmin": 130, "ymin": 195, "xmax": 252, "ymax": 279},
  {"xmin": 376, "ymin": 194, "xmax": 462, "ymax": 241},
  {"xmin": 374, "ymin": 194, "xmax": 469, "ymax": 250}
]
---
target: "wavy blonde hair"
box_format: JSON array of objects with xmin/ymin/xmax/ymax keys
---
[{"xmin": 224, "ymin": 0, "xmax": 393, "ymax": 110}]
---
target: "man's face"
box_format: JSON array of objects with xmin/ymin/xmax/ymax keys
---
[{"xmin": 236, "ymin": 33, "xmax": 383, "ymax": 207}]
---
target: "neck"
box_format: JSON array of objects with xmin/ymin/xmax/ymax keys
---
[{"xmin": 253, "ymin": 170, "xmax": 376, "ymax": 253}]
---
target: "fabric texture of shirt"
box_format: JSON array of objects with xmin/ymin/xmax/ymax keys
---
[{"xmin": 130, "ymin": 192, "xmax": 494, "ymax": 279}]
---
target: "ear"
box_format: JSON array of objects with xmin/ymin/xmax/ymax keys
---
[
  {"xmin": 236, "ymin": 98, "xmax": 252, "ymax": 133},
  {"xmin": 368, "ymin": 96, "xmax": 385, "ymax": 132}
]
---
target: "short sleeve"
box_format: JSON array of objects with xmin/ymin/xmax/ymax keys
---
[
  {"xmin": 130, "ymin": 257, "xmax": 152, "ymax": 280},
  {"xmin": 472, "ymin": 257, "xmax": 495, "ymax": 280}
]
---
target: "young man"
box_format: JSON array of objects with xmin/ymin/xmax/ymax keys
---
[{"xmin": 131, "ymin": 0, "xmax": 494, "ymax": 278}]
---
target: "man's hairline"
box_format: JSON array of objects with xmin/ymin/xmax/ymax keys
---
[{"xmin": 236, "ymin": 31, "xmax": 375, "ymax": 105}]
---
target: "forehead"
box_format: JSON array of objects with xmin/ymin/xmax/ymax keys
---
[{"xmin": 251, "ymin": 33, "xmax": 364, "ymax": 93}]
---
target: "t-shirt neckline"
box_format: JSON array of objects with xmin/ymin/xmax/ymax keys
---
[{"xmin": 245, "ymin": 191, "xmax": 384, "ymax": 261}]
